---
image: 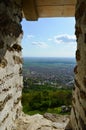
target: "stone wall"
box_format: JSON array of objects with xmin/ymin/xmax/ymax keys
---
[
  {"xmin": 0, "ymin": 0, "xmax": 86, "ymax": 130},
  {"xmin": 70, "ymin": 0, "xmax": 86, "ymax": 130},
  {"xmin": 0, "ymin": 0, "xmax": 23, "ymax": 130}
]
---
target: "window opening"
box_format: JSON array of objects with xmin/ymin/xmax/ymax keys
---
[{"xmin": 21, "ymin": 18, "xmax": 76, "ymax": 115}]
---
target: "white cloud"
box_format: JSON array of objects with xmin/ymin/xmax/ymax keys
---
[
  {"xmin": 27, "ymin": 34, "xmax": 34, "ymax": 39},
  {"xmin": 32, "ymin": 41, "xmax": 48, "ymax": 48},
  {"xmin": 48, "ymin": 38, "xmax": 52, "ymax": 41},
  {"xmin": 54, "ymin": 34, "xmax": 76, "ymax": 44}
]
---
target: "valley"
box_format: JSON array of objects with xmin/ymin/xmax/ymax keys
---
[{"xmin": 22, "ymin": 57, "xmax": 76, "ymax": 115}]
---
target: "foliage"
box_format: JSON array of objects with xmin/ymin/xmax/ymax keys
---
[{"xmin": 22, "ymin": 86, "xmax": 72, "ymax": 115}]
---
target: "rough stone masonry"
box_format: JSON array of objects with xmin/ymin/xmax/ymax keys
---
[
  {"xmin": 0, "ymin": 0, "xmax": 23, "ymax": 130},
  {"xmin": 0, "ymin": 0, "xmax": 86, "ymax": 130},
  {"xmin": 70, "ymin": 0, "xmax": 86, "ymax": 130}
]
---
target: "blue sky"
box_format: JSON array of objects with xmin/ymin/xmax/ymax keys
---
[{"xmin": 21, "ymin": 17, "xmax": 76, "ymax": 58}]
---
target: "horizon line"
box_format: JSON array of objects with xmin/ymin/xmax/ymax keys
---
[{"xmin": 23, "ymin": 56, "xmax": 75, "ymax": 58}]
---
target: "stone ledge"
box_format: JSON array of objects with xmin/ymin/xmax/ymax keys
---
[{"xmin": 16, "ymin": 113, "xmax": 69, "ymax": 130}]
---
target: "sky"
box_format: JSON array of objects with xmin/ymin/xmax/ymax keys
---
[{"xmin": 21, "ymin": 17, "xmax": 76, "ymax": 58}]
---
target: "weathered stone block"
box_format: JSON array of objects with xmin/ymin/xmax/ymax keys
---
[
  {"xmin": 12, "ymin": 44, "xmax": 22, "ymax": 52},
  {"xmin": 79, "ymin": 116, "xmax": 86, "ymax": 130},
  {"xmin": 75, "ymin": 26, "xmax": 82, "ymax": 39},
  {"xmin": 75, "ymin": 1, "xmax": 86, "ymax": 20},
  {"xmin": 0, "ymin": 40, "xmax": 4, "ymax": 49},
  {"xmin": 0, "ymin": 58, "xmax": 7, "ymax": 68},
  {"xmin": 13, "ymin": 55, "xmax": 22, "ymax": 64},
  {"xmin": 74, "ymin": 65, "xmax": 78, "ymax": 74},
  {"xmin": 76, "ymin": 49, "xmax": 81, "ymax": 61}
]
